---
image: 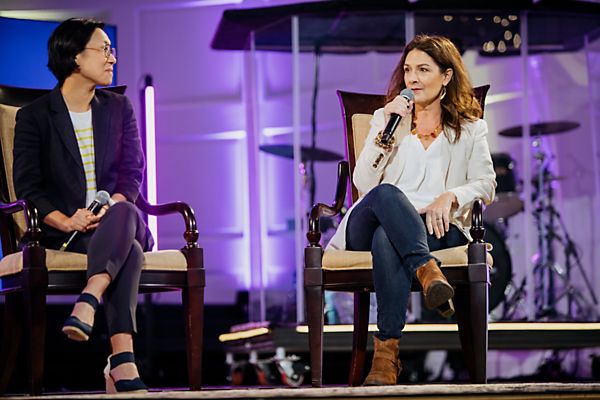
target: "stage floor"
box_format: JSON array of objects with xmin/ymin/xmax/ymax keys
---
[{"xmin": 4, "ymin": 383, "xmax": 600, "ymax": 399}]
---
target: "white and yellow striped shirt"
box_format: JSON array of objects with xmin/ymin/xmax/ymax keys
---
[{"xmin": 69, "ymin": 110, "xmax": 97, "ymax": 207}]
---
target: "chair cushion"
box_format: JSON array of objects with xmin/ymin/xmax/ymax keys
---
[
  {"xmin": 322, "ymin": 244, "xmax": 493, "ymax": 271},
  {"xmin": 0, "ymin": 249, "xmax": 188, "ymax": 278},
  {"xmin": 0, "ymin": 103, "xmax": 26, "ymax": 237}
]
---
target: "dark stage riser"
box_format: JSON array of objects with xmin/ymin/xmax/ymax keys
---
[
  {"xmin": 221, "ymin": 322, "xmax": 600, "ymax": 353},
  {"xmin": 3, "ymin": 300, "xmax": 599, "ymax": 392}
]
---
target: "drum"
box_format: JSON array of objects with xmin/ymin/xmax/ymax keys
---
[
  {"xmin": 485, "ymin": 153, "xmax": 524, "ymax": 222},
  {"xmin": 484, "ymin": 222, "xmax": 512, "ymax": 312}
]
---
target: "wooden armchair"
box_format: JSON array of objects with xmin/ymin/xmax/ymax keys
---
[
  {"xmin": 304, "ymin": 85, "xmax": 491, "ymax": 387},
  {"xmin": 0, "ymin": 84, "xmax": 205, "ymax": 395}
]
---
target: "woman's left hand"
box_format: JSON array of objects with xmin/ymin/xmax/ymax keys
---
[
  {"xmin": 418, "ymin": 192, "xmax": 457, "ymax": 239},
  {"xmin": 86, "ymin": 193, "xmax": 127, "ymax": 230}
]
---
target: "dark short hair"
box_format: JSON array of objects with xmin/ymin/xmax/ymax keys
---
[{"xmin": 47, "ymin": 17, "xmax": 105, "ymax": 86}]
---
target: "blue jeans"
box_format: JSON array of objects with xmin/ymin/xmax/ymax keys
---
[{"xmin": 345, "ymin": 184, "xmax": 467, "ymax": 340}]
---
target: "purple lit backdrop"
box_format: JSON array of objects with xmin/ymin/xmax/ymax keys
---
[{"xmin": 1, "ymin": 0, "xmax": 598, "ymax": 309}]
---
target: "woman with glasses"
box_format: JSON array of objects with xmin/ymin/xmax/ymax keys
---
[{"xmin": 13, "ymin": 18, "xmax": 149, "ymax": 393}]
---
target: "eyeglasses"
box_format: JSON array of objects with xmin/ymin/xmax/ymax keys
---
[{"xmin": 85, "ymin": 44, "xmax": 116, "ymax": 59}]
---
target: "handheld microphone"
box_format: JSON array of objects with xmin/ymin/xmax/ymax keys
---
[
  {"xmin": 59, "ymin": 190, "xmax": 111, "ymax": 251},
  {"xmin": 379, "ymin": 88, "xmax": 415, "ymax": 145}
]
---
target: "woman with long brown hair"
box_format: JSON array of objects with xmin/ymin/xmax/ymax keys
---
[{"xmin": 326, "ymin": 34, "xmax": 496, "ymax": 385}]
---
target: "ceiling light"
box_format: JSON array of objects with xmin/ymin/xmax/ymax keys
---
[
  {"xmin": 513, "ymin": 33, "xmax": 522, "ymax": 49},
  {"xmin": 498, "ymin": 40, "xmax": 507, "ymax": 53}
]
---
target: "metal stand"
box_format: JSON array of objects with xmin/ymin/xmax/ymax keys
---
[
  {"xmin": 499, "ymin": 276, "xmax": 528, "ymax": 321},
  {"xmin": 531, "ymin": 137, "xmax": 598, "ymax": 321}
]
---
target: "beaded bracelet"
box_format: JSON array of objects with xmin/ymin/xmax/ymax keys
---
[{"xmin": 374, "ymin": 130, "xmax": 395, "ymax": 152}]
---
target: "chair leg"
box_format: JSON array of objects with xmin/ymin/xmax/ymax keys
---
[
  {"xmin": 182, "ymin": 286, "xmax": 204, "ymax": 390},
  {"xmin": 305, "ymin": 284, "xmax": 324, "ymax": 387},
  {"xmin": 22, "ymin": 245, "xmax": 48, "ymax": 396},
  {"xmin": 182, "ymin": 247, "xmax": 205, "ymax": 390},
  {"xmin": 454, "ymin": 281, "xmax": 489, "ymax": 383},
  {"xmin": 349, "ymin": 291, "xmax": 370, "ymax": 386},
  {"xmin": 23, "ymin": 278, "xmax": 47, "ymax": 395},
  {"xmin": 0, "ymin": 293, "xmax": 23, "ymax": 394}
]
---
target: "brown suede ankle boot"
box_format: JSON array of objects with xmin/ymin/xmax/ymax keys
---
[
  {"xmin": 363, "ymin": 337, "xmax": 401, "ymax": 386},
  {"xmin": 415, "ymin": 259, "xmax": 455, "ymax": 317}
]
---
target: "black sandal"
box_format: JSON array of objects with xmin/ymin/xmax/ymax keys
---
[
  {"xmin": 61, "ymin": 292, "xmax": 99, "ymax": 341},
  {"xmin": 104, "ymin": 352, "xmax": 148, "ymax": 393}
]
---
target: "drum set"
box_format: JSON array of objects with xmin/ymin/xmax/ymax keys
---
[{"xmin": 486, "ymin": 121, "xmax": 598, "ymax": 321}]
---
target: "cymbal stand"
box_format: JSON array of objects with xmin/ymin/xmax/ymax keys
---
[
  {"xmin": 532, "ymin": 137, "xmax": 556, "ymax": 318},
  {"xmin": 500, "ymin": 276, "xmax": 528, "ymax": 320},
  {"xmin": 532, "ymin": 138, "xmax": 599, "ymax": 320},
  {"xmin": 545, "ymin": 203, "xmax": 599, "ymax": 320}
]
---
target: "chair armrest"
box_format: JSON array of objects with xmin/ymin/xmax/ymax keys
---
[
  {"xmin": 135, "ymin": 195, "xmax": 199, "ymax": 249},
  {"xmin": 306, "ymin": 160, "xmax": 349, "ymax": 247},
  {"xmin": 469, "ymin": 199, "xmax": 485, "ymax": 243},
  {"xmin": 467, "ymin": 199, "xmax": 488, "ymax": 273},
  {"xmin": 0, "ymin": 199, "xmax": 42, "ymax": 246}
]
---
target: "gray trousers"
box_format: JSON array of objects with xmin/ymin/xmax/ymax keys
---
[{"xmin": 65, "ymin": 201, "xmax": 152, "ymax": 336}]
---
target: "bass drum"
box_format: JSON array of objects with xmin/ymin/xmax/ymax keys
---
[{"xmin": 484, "ymin": 222, "xmax": 512, "ymax": 312}]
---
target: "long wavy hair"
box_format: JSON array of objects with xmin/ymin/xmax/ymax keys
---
[{"xmin": 385, "ymin": 34, "xmax": 481, "ymax": 142}]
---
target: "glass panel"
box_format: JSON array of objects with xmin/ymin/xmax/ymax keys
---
[
  {"xmin": 412, "ymin": 8, "xmax": 527, "ymax": 322},
  {"xmin": 247, "ymin": 19, "xmax": 299, "ymax": 323},
  {"xmin": 247, "ymin": 11, "xmax": 409, "ymax": 323},
  {"xmin": 585, "ymin": 28, "xmax": 600, "ymax": 321},
  {"xmin": 520, "ymin": 12, "xmax": 600, "ymax": 322}
]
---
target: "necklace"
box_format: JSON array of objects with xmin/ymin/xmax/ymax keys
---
[{"xmin": 411, "ymin": 122, "xmax": 443, "ymax": 140}]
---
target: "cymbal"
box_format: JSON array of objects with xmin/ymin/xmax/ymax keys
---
[
  {"xmin": 259, "ymin": 144, "xmax": 343, "ymax": 162},
  {"xmin": 499, "ymin": 121, "xmax": 580, "ymax": 137}
]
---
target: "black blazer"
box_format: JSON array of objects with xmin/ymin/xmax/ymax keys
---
[{"xmin": 13, "ymin": 87, "xmax": 145, "ymax": 247}]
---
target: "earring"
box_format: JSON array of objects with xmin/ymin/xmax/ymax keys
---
[{"xmin": 439, "ymin": 85, "xmax": 447, "ymax": 100}]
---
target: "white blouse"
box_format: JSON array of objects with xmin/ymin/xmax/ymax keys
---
[
  {"xmin": 325, "ymin": 107, "xmax": 496, "ymax": 251},
  {"xmin": 397, "ymin": 133, "xmax": 447, "ymax": 211}
]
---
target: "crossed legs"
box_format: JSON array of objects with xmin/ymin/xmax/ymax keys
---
[{"xmin": 63, "ymin": 201, "xmax": 150, "ymax": 388}]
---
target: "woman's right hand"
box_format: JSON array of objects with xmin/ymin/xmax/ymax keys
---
[{"xmin": 383, "ymin": 94, "xmax": 413, "ymax": 125}]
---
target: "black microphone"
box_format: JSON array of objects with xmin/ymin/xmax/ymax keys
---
[
  {"xmin": 59, "ymin": 190, "xmax": 111, "ymax": 251},
  {"xmin": 379, "ymin": 88, "xmax": 415, "ymax": 145}
]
